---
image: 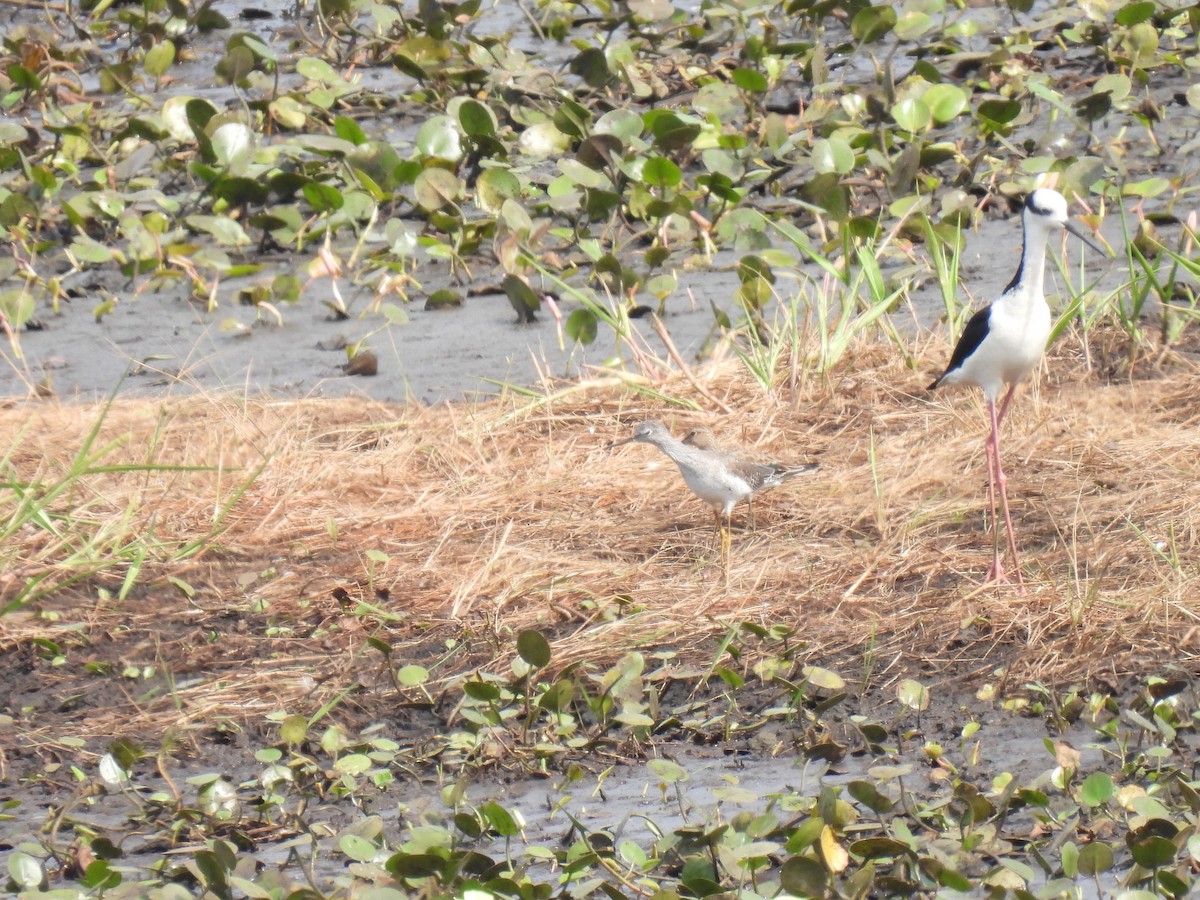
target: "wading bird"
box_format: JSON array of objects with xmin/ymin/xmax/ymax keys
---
[
  {"xmin": 682, "ymin": 425, "xmax": 817, "ymax": 529},
  {"xmin": 928, "ymin": 188, "xmax": 1105, "ymax": 588},
  {"xmin": 609, "ymin": 420, "xmax": 816, "ymax": 572}
]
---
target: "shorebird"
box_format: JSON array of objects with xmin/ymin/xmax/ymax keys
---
[
  {"xmin": 682, "ymin": 425, "xmax": 817, "ymax": 529},
  {"xmin": 928, "ymin": 188, "xmax": 1105, "ymax": 588},
  {"xmin": 609, "ymin": 420, "xmax": 816, "ymax": 571}
]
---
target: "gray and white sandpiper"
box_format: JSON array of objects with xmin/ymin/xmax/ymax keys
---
[{"xmin": 609, "ymin": 420, "xmax": 817, "ymax": 570}]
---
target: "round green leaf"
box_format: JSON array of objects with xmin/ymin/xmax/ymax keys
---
[
  {"xmin": 803, "ymin": 666, "xmax": 845, "ymax": 690},
  {"xmin": 463, "ymin": 680, "xmax": 501, "ymax": 702},
  {"xmin": 731, "ymin": 67, "xmax": 768, "ymax": 92},
  {"xmin": 538, "ymin": 678, "xmax": 574, "ymax": 712},
  {"xmin": 851, "ymin": 4, "xmax": 896, "ymax": 42},
  {"xmin": 457, "ymin": 99, "xmax": 497, "ymax": 137},
  {"xmin": 414, "ymin": 167, "xmax": 462, "ymax": 211},
  {"xmin": 144, "ymin": 40, "xmax": 176, "ymax": 78},
  {"xmin": 812, "ymin": 137, "xmax": 854, "ymax": 175},
  {"xmin": 1080, "ymin": 771, "xmax": 1114, "ymax": 807},
  {"xmin": 642, "ymin": 155, "xmax": 681, "ymax": 187},
  {"xmin": 1130, "ymin": 835, "xmax": 1176, "ymax": 869},
  {"xmin": 340, "ymin": 833, "xmax": 378, "ymax": 862},
  {"xmin": 8, "ymin": 852, "xmax": 43, "ymax": 888},
  {"xmin": 1076, "ymin": 842, "xmax": 1114, "ymax": 876},
  {"xmin": 892, "ymin": 97, "xmax": 931, "ymax": 132},
  {"xmin": 416, "ymin": 115, "xmax": 462, "ymax": 162},
  {"xmin": 780, "ymin": 856, "xmax": 827, "ymax": 895},
  {"xmin": 481, "ymin": 801, "xmax": 519, "ymax": 836},
  {"xmin": 302, "ymin": 181, "xmax": 344, "ymax": 214},
  {"xmin": 897, "ymin": 678, "xmax": 929, "ymax": 712},
  {"xmin": 850, "ymin": 837, "xmax": 911, "ymax": 859},
  {"xmin": 565, "ymin": 308, "xmax": 598, "ymax": 345},
  {"xmin": 397, "ymin": 664, "xmax": 428, "ymax": 686},
  {"xmin": 518, "ymin": 121, "xmax": 570, "ymax": 157},
  {"xmin": 476, "ymin": 168, "xmax": 520, "ymax": 213},
  {"xmin": 1115, "ymin": 0, "xmax": 1156, "ymax": 25},
  {"xmin": 334, "ymin": 752, "xmax": 371, "ymax": 775},
  {"xmin": 923, "ymin": 83, "xmax": 967, "ymax": 123},
  {"xmin": 976, "ymin": 98, "xmax": 1022, "ymax": 128},
  {"xmin": 516, "ymin": 629, "xmax": 551, "ymax": 668}
]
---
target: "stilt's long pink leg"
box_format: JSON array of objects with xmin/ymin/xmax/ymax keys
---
[
  {"xmin": 984, "ymin": 400, "xmax": 1003, "ymax": 584},
  {"xmin": 988, "ymin": 398, "xmax": 1025, "ymax": 592}
]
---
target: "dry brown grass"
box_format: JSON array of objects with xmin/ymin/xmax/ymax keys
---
[{"xmin": 2, "ymin": 335, "xmax": 1200, "ymax": 752}]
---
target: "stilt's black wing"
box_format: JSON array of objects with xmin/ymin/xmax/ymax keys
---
[{"xmin": 928, "ymin": 304, "xmax": 992, "ymax": 390}]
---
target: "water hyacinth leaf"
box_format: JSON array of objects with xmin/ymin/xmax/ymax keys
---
[
  {"xmin": 416, "ymin": 116, "xmax": 463, "ymax": 162},
  {"xmin": 303, "ymin": 181, "xmax": 344, "ymax": 214},
  {"xmin": 802, "ymin": 666, "xmax": 844, "ymax": 690},
  {"xmin": 851, "ymin": 837, "xmax": 910, "ymax": 859},
  {"xmin": 892, "ymin": 97, "xmax": 931, "ymax": 132},
  {"xmin": 781, "ymin": 856, "xmax": 827, "ymax": 895},
  {"xmin": 648, "ymin": 758, "xmax": 688, "ymax": 783},
  {"xmin": 975, "ymin": 98, "xmax": 1022, "ymax": 132},
  {"xmin": 577, "ymin": 133, "xmax": 623, "ymax": 169},
  {"xmin": 732, "ymin": 67, "xmax": 769, "ymax": 93},
  {"xmin": 570, "ymin": 47, "xmax": 611, "ymax": 87},
  {"xmin": 186, "ymin": 214, "xmax": 252, "ymax": 246},
  {"xmin": 385, "ymin": 852, "xmax": 444, "ymax": 879},
  {"xmin": 923, "ymin": 83, "xmax": 968, "ymax": 123},
  {"xmin": 819, "ymin": 826, "xmax": 849, "ymax": 872},
  {"xmin": 211, "ymin": 122, "xmax": 253, "ymax": 167},
  {"xmin": 646, "ymin": 111, "xmax": 702, "ymax": 150},
  {"xmin": 812, "ymin": 137, "xmax": 854, "ymax": 174},
  {"xmin": 847, "ymin": 781, "xmax": 894, "ymax": 813},
  {"xmin": 340, "ymin": 834, "xmax": 378, "ymax": 862},
  {"xmin": 538, "ymin": 678, "xmax": 574, "ymax": 711},
  {"xmin": 642, "ymin": 156, "xmax": 681, "ymax": 187},
  {"xmin": 476, "ymin": 168, "xmax": 520, "ymax": 213},
  {"xmin": 518, "ymin": 122, "xmax": 570, "ymax": 157},
  {"xmin": 851, "ymin": 4, "xmax": 896, "ymax": 42},
  {"xmin": 80, "ymin": 860, "xmax": 121, "ymax": 891},
  {"xmin": 1080, "ymin": 771, "xmax": 1114, "ymax": 806},
  {"xmin": 334, "ymin": 115, "xmax": 367, "ymax": 145},
  {"xmin": 629, "ymin": 0, "xmax": 673, "ymax": 20},
  {"xmin": 216, "ymin": 45, "xmax": 255, "ymax": 83},
  {"xmin": 553, "ymin": 98, "xmax": 592, "ymax": 139},
  {"xmin": 397, "ymin": 664, "xmax": 428, "ymax": 686},
  {"xmin": 897, "ymin": 679, "xmax": 929, "ymax": 712},
  {"xmin": 1115, "ymin": 0, "xmax": 1156, "ymax": 25},
  {"xmin": 414, "ymin": 167, "xmax": 462, "ymax": 210},
  {"xmin": 211, "ymin": 176, "xmax": 268, "ymax": 206},
  {"xmin": 334, "ymin": 752, "xmax": 371, "ymax": 775},
  {"xmin": 801, "ymin": 173, "xmax": 849, "ymax": 221},
  {"xmin": 458, "ymin": 99, "xmax": 498, "ymax": 137},
  {"xmin": 894, "ymin": 10, "xmax": 932, "ymax": 39},
  {"xmin": 566, "ymin": 308, "xmax": 598, "ymax": 345},
  {"xmin": 8, "ymin": 65, "xmax": 42, "ymax": 91},
  {"xmin": 558, "ymin": 158, "xmax": 610, "ymax": 189},
  {"xmin": 516, "ymin": 630, "xmax": 551, "ymax": 668},
  {"xmin": 481, "ymin": 801, "xmax": 519, "ymax": 836},
  {"xmin": 596, "ymin": 107, "xmax": 644, "ymax": 142},
  {"xmin": 1076, "ymin": 841, "xmax": 1114, "ymax": 876},
  {"xmin": 144, "ymin": 40, "xmax": 176, "ymax": 78},
  {"xmin": 1130, "ymin": 835, "xmax": 1176, "ymax": 869},
  {"xmin": 463, "ymin": 680, "xmax": 501, "ymax": 701}
]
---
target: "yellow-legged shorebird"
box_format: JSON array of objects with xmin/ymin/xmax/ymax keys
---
[
  {"xmin": 682, "ymin": 425, "xmax": 816, "ymax": 530},
  {"xmin": 609, "ymin": 420, "xmax": 817, "ymax": 571}
]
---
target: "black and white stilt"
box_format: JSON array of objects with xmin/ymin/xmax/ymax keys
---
[{"xmin": 928, "ymin": 188, "xmax": 1105, "ymax": 588}]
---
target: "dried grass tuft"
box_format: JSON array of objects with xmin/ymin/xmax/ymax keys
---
[{"xmin": 2, "ymin": 336, "xmax": 1199, "ymax": 749}]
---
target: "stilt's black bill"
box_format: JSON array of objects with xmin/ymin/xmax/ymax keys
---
[{"xmin": 1064, "ymin": 220, "xmax": 1106, "ymax": 255}]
